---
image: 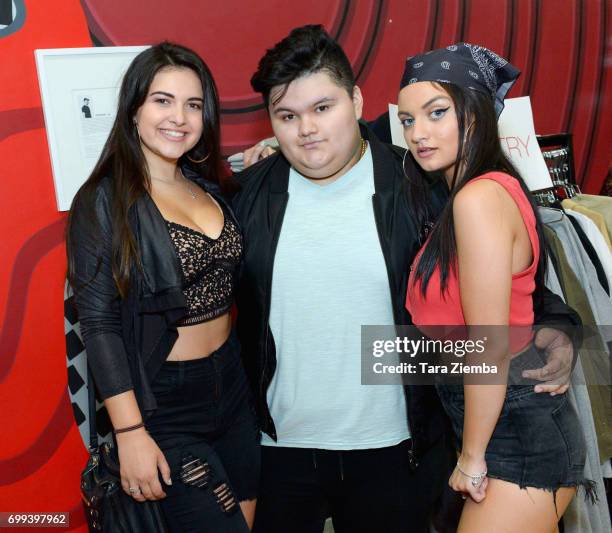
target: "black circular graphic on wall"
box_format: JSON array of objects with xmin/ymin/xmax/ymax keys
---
[{"xmin": 0, "ymin": 0, "xmax": 25, "ymax": 39}]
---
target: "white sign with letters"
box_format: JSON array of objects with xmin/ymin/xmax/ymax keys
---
[{"xmin": 497, "ymin": 96, "xmax": 553, "ymax": 191}]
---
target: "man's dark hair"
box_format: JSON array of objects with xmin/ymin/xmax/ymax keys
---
[{"xmin": 251, "ymin": 24, "xmax": 355, "ymax": 107}]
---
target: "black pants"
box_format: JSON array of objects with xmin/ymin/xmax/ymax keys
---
[
  {"xmin": 146, "ymin": 331, "xmax": 260, "ymax": 533},
  {"xmin": 253, "ymin": 438, "xmax": 449, "ymax": 533}
]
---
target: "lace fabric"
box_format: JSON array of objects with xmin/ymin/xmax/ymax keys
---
[{"xmin": 165, "ymin": 210, "xmax": 242, "ymax": 326}]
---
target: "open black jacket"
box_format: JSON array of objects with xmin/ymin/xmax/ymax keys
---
[
  {"xmin": 68, "ymin": 171, "xmax": 240, "ymax": 416},
  {"xmin": 232, "ymin": 123, "xmax": 582, "ymax": 461}
]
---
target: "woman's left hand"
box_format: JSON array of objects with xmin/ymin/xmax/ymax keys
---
[{"xmin": 449, "ymin": 454, "xmax": 488, "ymax": 503}]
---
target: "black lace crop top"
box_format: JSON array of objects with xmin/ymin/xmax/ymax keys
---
[{"xmin": 165, "ymin": 204, "xmax": 242, "ymax": 326}]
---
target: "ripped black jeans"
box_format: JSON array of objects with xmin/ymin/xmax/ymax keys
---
[{"xmin": 146, "ymin": 331, "xmax": 261, "ymax": 533}]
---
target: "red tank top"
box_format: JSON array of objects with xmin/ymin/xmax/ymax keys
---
[{"xmin": 406, "ymin": 172, "xmax": 539, "ymax": 336}]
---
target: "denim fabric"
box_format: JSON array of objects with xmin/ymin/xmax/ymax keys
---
[
  {"xmin": 436, "ymin": 384, "xmax": 587, "ymax": 491},
  {"xmin": 146, "ymin": 331, "xmax": 260, "ymax": 532}
]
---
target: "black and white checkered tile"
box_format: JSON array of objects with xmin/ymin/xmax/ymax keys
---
[{"xmin": 65, "ymin": 284, "xmax": 112, "ymax": 448}]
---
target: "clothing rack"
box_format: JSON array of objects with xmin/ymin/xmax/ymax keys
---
[
  {"xmin": 536, "ymin": 134, "xmax": 612, "ymax": 533},
  {"xmin": 537, "ymin": 133, "xmax": 577, "ymax": 184},
  {"xmin": 532, "ymin": 133, "xmax": 581, "ymax": 207},
  {"xmin": 531, "ymin": 188, "xmax": 561, "ymax": 208}
]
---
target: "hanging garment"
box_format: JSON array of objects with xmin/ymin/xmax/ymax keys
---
[
  {"xmin": 562, "ymin": 197, "xmax": 612, "ymax": 251},
  {"xmin": 570, "ymin": 194, "xmax": 612, "ymax": 237},
  {"xmin": 542, "ymin": 220, "xmax": 612, "ymax": 462},
  {"xmin": 540, "ymin": 209, "xmax": 612, "ymax": 331},
  {"xmin": 565, "ymin": 209, "xmax": 612, "ymax": 294},
  {"xmin": 564, "ymin": 359, "xmax": 612, "ymax": 533},
  {"xmin": 545, "ymin": 256, "xmax": 565, "ymax": 297},
  {"xmin": 544, "ymin": 258, "xmax": 612, "ymax": 533},
  {"xmin": 566, "ymin": 213, "xmax": 610, "ymax": 296}
]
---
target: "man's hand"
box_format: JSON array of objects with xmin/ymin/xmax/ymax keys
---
[
  {"xmin": 522, "ymin": 327, "xmax": 573, "ymax": 395},
  {"xmin": 243, "ymin": 141, "xmax": 277, "ymax": 168}
]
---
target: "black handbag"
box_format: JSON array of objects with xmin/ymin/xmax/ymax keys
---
[{"xmin": 80, "ymin": 368, "xmax": 169, "ymax": 532}]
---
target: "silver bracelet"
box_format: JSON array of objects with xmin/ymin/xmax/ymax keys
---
[{"xmin": 456, "ymin": 461, "xmax": 487, "ymax": 487}]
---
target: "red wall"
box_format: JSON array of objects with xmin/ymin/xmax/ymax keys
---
[{"xmin": 0, "ymin": 1, "xmax": 609, "ymax": 529}]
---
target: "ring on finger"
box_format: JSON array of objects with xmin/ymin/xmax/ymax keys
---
[{"xmin": 128, "ymin": 486, "xmax": 140, "ymax": 494}]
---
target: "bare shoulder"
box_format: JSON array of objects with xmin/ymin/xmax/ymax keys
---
[{"xmin": 453, "ymin": 175, "xmax": 516, "ymax": 222}]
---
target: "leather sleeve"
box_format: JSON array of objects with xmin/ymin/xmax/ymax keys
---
[
  {"xmin": 534, "ymin": 286, "xmax": 583, "ymax": 360},
  {"xmin": 69, "ymin": 184, "xmax": 134, "ymax": 400}
]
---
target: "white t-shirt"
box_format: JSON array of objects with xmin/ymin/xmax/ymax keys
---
[{"xmin": 262, "ymin": 146, "xmax": 411, "ymax": 449}]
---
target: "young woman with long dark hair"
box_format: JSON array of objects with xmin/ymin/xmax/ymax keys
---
[
  {"xmin": 66, "ymin": 42, "xmax": 259, "ymax": 532},
  {"xmin": 400, "ymin": 44, "xmax": 591, "ymax": 532}
]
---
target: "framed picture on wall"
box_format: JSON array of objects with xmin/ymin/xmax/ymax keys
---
[{"xmin": 35, "ymin": 46, "xmax": 149, "ymax": 211}]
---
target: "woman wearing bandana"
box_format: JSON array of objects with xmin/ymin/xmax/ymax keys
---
[{"xmin": 401, "ymin": 44, "xmax": 592, "ymax": 531}]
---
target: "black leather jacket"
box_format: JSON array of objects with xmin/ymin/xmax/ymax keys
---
[
  {"xmin": 232, "ymin": 124, "xmax": 581, "ymax": 461},
  {"xmin": 68, "ymin": 170, "xmax": 240, "ymax": 416}
]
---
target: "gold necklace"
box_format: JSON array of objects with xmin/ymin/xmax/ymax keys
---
[{"xmin": 357, "ymin": 137, "xmax": 367, "ymax": 160}]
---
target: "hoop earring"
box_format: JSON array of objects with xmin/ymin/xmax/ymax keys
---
[
  {"xmin": 463, "ymin": 122, "xmax": 474, "ymax": 145},
  {"xmin": 187, "ymin": 152, "xmax": 210, "ymax": 164},
  {"xmin": 402, "ymin": 149, "xmax": 409, "ymax": 179}
]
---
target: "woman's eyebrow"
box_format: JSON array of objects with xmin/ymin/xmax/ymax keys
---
[
  {"xmin": 421, "ymin": 96, "xmax": 450, "ymax": 108},
  {"xmin": 149, "ymin": 91, "xmax": 204, "ymax": 102}
]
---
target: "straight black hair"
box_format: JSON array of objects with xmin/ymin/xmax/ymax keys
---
[
  {"xmin": 408, "ymin": 82, "xmax": 548, "ymax": 308},
  {"xmin": 66, "ymin": 41, "xmax": 222, "ymax": 298},
  {"xmin": 251, "ymin": 24, "xmax": 355, "ymax": 106}
]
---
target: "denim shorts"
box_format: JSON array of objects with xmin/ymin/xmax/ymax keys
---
[
  {"xmin": 436, "ymin": 384, "xmax": 590, "ymax": 494},
  {"xmin": 145, "ymin": 331, "xmax": 261, "ymax": 532}
]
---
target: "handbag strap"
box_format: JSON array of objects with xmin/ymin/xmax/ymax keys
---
[{"xmin": 87, "ymin": 365, "xmax": 98, "ymax": 451}]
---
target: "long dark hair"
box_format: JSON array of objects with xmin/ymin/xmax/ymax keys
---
[
  {"xmin": 408, "ymin": 83, "xmax": 548, "ymax": 306},
  {"xmin": 66, "ymin": 42, "xmax": 222, "ymax": 298}
]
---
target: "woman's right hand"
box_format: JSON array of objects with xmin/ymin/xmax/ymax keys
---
[
  {"xmin": 116, "ymin": 428, "xmax": 172, "ymax": 501},
  {"xmin": 449, "ymin": 454, "xmax": 488, "ymax": 503}
]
